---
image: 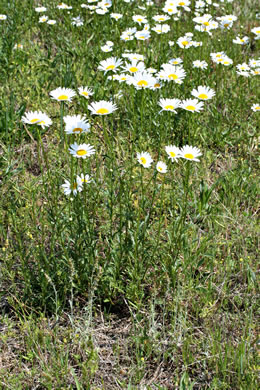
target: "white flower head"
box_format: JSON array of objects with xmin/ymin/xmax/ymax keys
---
[
  {"xmin": 137, "ymin": 152, "xmax": 153, "ymax": 168},
  {"xmin": 69, "ymin": 143, "xmax": 96, "ymax": 159}
]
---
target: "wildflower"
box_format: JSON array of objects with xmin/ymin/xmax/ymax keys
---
[
  {"xmin": 169, "ymin": 58, "xmax": 183, "ymax": 65},
  {"xmin": 0, "ymin": 15, "xmax": 7, "ymax": 20},
  {"xmin": 111, "ymin": 13, "xmax": 123, "ymax": 20},
  {"xmin": 237, "ymin": 63, "xmax": 250, "ymax": 72},
  {"xmin": 47, "ymin": 20, "xmax": 56, "ymax": 25},
  {"xmin": 159, "ymin": 98, "xmax": 181, "ymax": 113},
  {"xmin": 233, "ymin": 36, "xmax": 250, "ymax": 45},
  {"xmin": 135, "ymin": 30, "xmax": 151, "ymax": 40},
  {"xmin": 72, "ymin": 17, "xmax": 84, "ymax": 26},
  {"xmin": 101, "ymin": 45, "xmax": 113, "ymax": 52},
  {"xmin": 152, "ymin": 24, "xmax": 170, "ymax": 34},
  {"xmin": 251, "ymin": 104, "xmax": 260, "ymax": 112},
  {"xmin": 180, "ymin": 145, "xmax": 202, "ymax": 161},
  {"xmin": 193, "ymin": 60, "xmax": 208, "ymax": 69},
  {"xmin": 50, "ymin": 87, "xmax": 76, "ymax": 102},
  {"xmin": 132, "ymin": 15, "xmax": 148, "ymax": 25},
  {"xmin": 69, "ymin": 143, "xmax": 95, "ymax": 158},
  {"xmin": 122, "ymin": 59, "xmax": 145, "ymax": 74},
  {"xmin": 181, "ymin": 99, "xmax": 204, "ymax": 113},
  {"xmin": 158, "ymin": 64, "xmax": 186, "ymax": 84},
  {"xmin": 78, "ymin": 86, "xmax": 93, "ymax": 99},
  {"xmin": 61, "ymin": 179, "xmax": 82, "ymax": 196},
  {"xmin": 35, "ymin": 7, "xmax": 47, "ymax": 12},
  {"xmin": 77, "ymin": 173, "xmax": 92, "ymax": 184},
  {"xmin": 98, "ymin": 57, "xmax": 122, "ymax": 73},
  {"xmin": 137, "ymin": 152, "xmax": 153, "ymax": 168},
  {"xmin": 251, "ymin": 27, "xmax": 260, "ymax": 39},
  {"xmin": 88, "ymin": 100, "xmax": 117, "ymax": 115},
  {"xmin": 22, "ymin": 111, "xmax": 52, "ymax": 128},
  {"xmin": 39, "ymin": 15, "xmax": 48, "ymax": 23},
  {"xmin": 249, "ymin": 59, "xmax": 260, "ymax": 68},
  {"xmin": 191, "ymin": 86, "xmax": 215, "ymax": 100},
  {"xmin": 177, "ymin": 36, "xmax": 193, "ymax": 49},
  {"xmin": 156, "ymin": 161, "xmax": 167, "ymax": 173},
  {"xmin": 14, "ymin": 43, "xmax": 23, "ymax": 50},
  {"xmin": 165, "ymin": 145, "xmax": 181, "ymax": 161},
  {"xmin": 63, "ymin": 115, "xmax": 90, "ymax": 134},
  {"xmin": 57, "ymin": 3, "xmax": 72, "ymax": 9},
  {"xmin": 128, "ymin": 71, "xmax": 156, "ymax": 89},
  {"xmin": 153, "ymin": 14, "xmax": 170, "ymax": 23}
]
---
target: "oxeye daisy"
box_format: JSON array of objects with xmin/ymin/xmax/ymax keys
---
[
  {"xmin": 69, "ymin": 143, "xmax": 95, "ymax": 159},
  {"xmin": 158, "ymin": 64, "xmax": 186, "ymax": 84},
  {"xmin": 39, "ymin": 15, "xmax": 48, "ymax": 23},
  {"xmin": 61, "ymin": 179, "xmax": 82, "ymax": 196},
  {"xmin": 169, "ymin": 58, "xmax": 183, "ymax": 65},
  {"xmin": 165, "ymin": 145, "xmax": 181, "ymax": 161},
  {"xmin": 181, "ymin": 99, "xmax": 204, "ymax": 113},
  {"xmin": 78, "ymin": 86, "xmax": 93, "ymax": 99},
  {"xmin": 77, "ymin": 173, "xmax": 92, "ymax": 184},
  {"xmin": 0, "ymin": 15, "xmax": 7, "ymax": 20},
  {"xmin": 135, "ymin": 30, "xmax": 151, "ymax": 40},
  {"xmin": 137, "ymin": 152, "xmax": 153, "ymax": 168},
  {"xmin": 156, "ymin": 161, "xmax": 167, "ymax": 173},
  {"xmin": 35, "ymin": 7, "xmax": 47, "ymax": 12},
  {"xmin": 98, "ymin": 57, "xmax": 122, "ymax": 73},
  {"xmin": 177, "ymin": 36, "xmax": 193, "ymax": 49},
  {"xmin": 111, "ymin": 13, "xmax": 123, "ymax": 20},
  {"xmin": 88, "ymin": 100, "xmax": 117, "ymax": 115},
  {"xmin": 132, "ymin": 15, "xmax": 148, "ymax": 25},
  {"xmin": 22, "ymin": 111, "xmax": 52, "ymax": 128},
  {"xmin": 101, "ymin": 44, "xmax": 113, "ymax": 52},
  {"xmin": 159, "ymin": 98, "xmax": 181, "ymax": 113},
  {"xmin": 128, "ymin": 71, "xmax": 156, "ymax": 89},
  {"xmin": 50, "ymin": 87, "xmax": 76, "ymax": 102},
  {"xmin": 251, "ymin": 27, "xmax": 260, "ymax": 39},
  {"xmin": 153, "ymin": 14, "xmax": 170, "ymax": 23},
  {"xmin": 122, "ymin": 59, "xmax": 145, "ymax": 74},
  {"xmin": 193, "ymin": 60, "xmax": 208, "ymax": 69},
  {"xmin": 180, "ymin": 145, "xmax": 202, "ymax": 162},
  {"xmin": 63, "ymin": 115, "xmax": 90, "ymax": 134},
  {"xmin": 251, "ymin": 104, "xmax": 260, "ymax": 112},
  {"xmin": 191, "ymin": 86, "xmax": 215, "ymax": 100},
  {"xmin": 233, "ymin": 36, "xmax": 250, "ymax": 45}
]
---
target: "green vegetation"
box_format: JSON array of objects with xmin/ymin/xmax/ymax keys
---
[{"xmin": 0, "ymin": 0, "xmax": 259, "ymax": 388}]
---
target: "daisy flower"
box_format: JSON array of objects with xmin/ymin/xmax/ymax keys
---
[
  {"xmin": 111, "ymin": 13, "xmax": 123, "ymax": 20},
  {"xmin": 122, "ymin": 59, "xmax": 145, "ymax": 74},
  {"xmin": 77, "ymin": 173, "xmax": 92, "ymax": 184},
  {"xmin": 132, "ymin": 15, "xmax": 148, "ymax": 25},
  {"xmin": 159, "ymin": 98, "xmax": 181, "ymax": 113},
  {"xmin": 193, "ymin": 60, "xmax": 208, "ymax": 69},
  {"xmin": 22, "ymin": 111, "xmax": 52, "ymax": 128},
  {"xmin": 57, "ymin": 3, "xmax": 72, "ymax": 9},
  {"xmin": 169, "ymin": 58, "xmax": 183, "ymax": 65},
  {"xmin": 156, "ymin": 161, "xmax": 167, "ymax": 173},
  {"xmin": 251, "ymin": 27, "xmax": 260, "ymax": 39},
  {"xmin": 50, "ymin": 87, "xmax": 76, "ymax": 102},
  {"xmin": 249, "ymin": 59, "xmax": 260, "ymax": 68},
  {"xmin": 98, "ymin": 57, "xmax": 122, "ymax": 73},
  {"xmin": 128, "ymin": 71, "xmax": 157, "ymax": 89},
  {"xmin": 78, "ymin": 86, "xmax": 93, "ymax": 99},
  {"xmin": 35, "ymin": 7, "xmax": 47, "ymax": 12},
  {"xmin": 177, "ymin": 36, "xmax": 193, "ymax": 49},
  {"xmin": 191, "ymin": 86, "xmax": 215, "ymax": 100},
  {"xmin": 158, "ymin": 64, "xmax": 186, "ymax": 84},
  {"xmin": 180, "ymin": 145, "xmax": 202, "ymax": 162},
  {"xmin": 47, "ymin": 20, "xmax": 56, "ymax": 25},
  {"xmin": 181, "ymin": 99, "xmax": 204, "ymax": 113},
  {"xmin": 237, "ymin": 63, "xmax": 250, "ymax": 72},
  {"xmin": 233, "ymin": 36, "xmax": 250, "ymax": 45},
  {"xmin": 39, "ymin": 15, "xmax": 48, "ymax": 23},
  {"xmin": 88, "ymin": 100, "xmax": 117, "ymax": 115},
  {"xmin": 69, "ymin": 143, "xmax": 95, "ymax": 159},
  {"xmin": 61, "ymin": 179, "xmax": 82, "ymax": 196},
  {"xmin": 101, "ymin": 45, "xmax": 113, "ymax": 52},
  {"xmin": 165, "ymin": 145, "xmax": 181, "ymax": 161},
  {"xmin": 63, "ymin": 115, "xmax": 90, "ymax": 134},
  {"xmin": 137, "ymin": 152, "xmax": 153, "ymax": 168},
  {"xmin": 0, "ymin": 14, "xmax": 7, "ymax": 20},
  {"xmin": 135, "ymin": 30, "xmax": 151, "ymax": 40},
  {"xmin": 251, "ymin": 104, "xmax": 260, "ymax": 112},
  {"xmin": 153, "ymin": 14, "xmax": 170, "ymax": 23}
]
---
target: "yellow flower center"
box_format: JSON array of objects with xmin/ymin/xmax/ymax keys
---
[
  {"xmin": 76, "ymin": 149, "xmax": 87, "ymax": 156},
  {"xmin": 168, "ymin": 74, "xmax": 178, "ymax": 80},
  {"xmin": 81, "ymin": 91, "xmax": 89, "ymax": 96},
  {"xmin": 129, "ymin": 66, "xmax": 138, "ymax": 72},
  {"xmin": 106, "ymin": 65, "xmax": 115, "ymax": 70},
  {"xmin": 73, "ymin": 127, "xmax": 83, "ymax": 133},
  {"xmin": 184, "ymin": 153, "xmax": 194, "ymax": 159},
  {"xmin": 140, "ymin": 157, "xmax": 147, "ymax": 164},
  {"xmin": 203, "ymin": 21, "xmax": 209, "ymax": 26},
  {"xmin": 159, "ymin": 18, "xmax": 165, "ymax": 21},
  {"xmin": 182, "ymin": 41, "xmax": 189, "ymax": 46},
  {"xmin": 137, "ymin": 18, "xmax": 142, "ymax": 22},
  {"xmin": 158, "ymin": 166, "xmax": 162, "ymax": 171},
  {"xmin": 154, "ymin": 83, "xmax": 160, "ymax": 88},
  {"xmin": 172, "ymin": 61, "xmax": 179, "ymax": 64},
  {"xmin": 97, "ymin": 108, "xmax": 109, "ymax": 114},
  {"xmin": 223, "ymin": 61, "xmax": 230, "ymax": 65},
  {"xmin": 179, "ymin": 1, "xmax": 185, "ymax": 5},
  {"xmin": 241, "ymin": 66, "xmax": 245, "ymax": 70},
  {"xmin": 224, "ymin": 23, "xmax": 229, "ymax": 28},
  {"xmin": 198, "ymin": 93, "xmax": 208, "ymax": 99},
  {"xmin": 72, "ymin": 183, "xmax": 77, "ymax": 190},
  {"xmin": 254, "ymin": 106, "xmax": 260, "ymax": 110},
  {"xmin": 170, "ymin": 151, "xmax": 176, "ymax": 157},
  {"xmin": 30, "ymin": 118, "xmax": 39, "ymax": 123},
  {"xmin": 58, "ymin": 95, "xmax": 69, "ymax": 100},
  {"xmin": 165, "ymin": 105, "xmax": 174, "ymax": 110},
  {"xmin": 38, "ymin": 120, "xmax": 45, "ymax": 125},
  {"xmin": 217, "ymin": 58, "xmax": 223, "ymax": 62},
  {"xmin": 137, "ymin": 80, "xmax": 148, "ymax": 87},
  {"xmin": 167, "ymin": 8, "xmax": 173, "ymax": 12},
  {"xmin": 256, "ymin": 30, "xmax": 260, "ymax": 34},
  {"xmin": 120, "ymin": 77, "xmax": 127, "ymax": 80},
  {"xmin": 186, "ymin": 105, "xmax": 196, "ymax": 111}
]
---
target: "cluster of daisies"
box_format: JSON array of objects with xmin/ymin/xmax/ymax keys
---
[{"xmin": 137, "ymin": 145, "xmax": 202, "ymax": 173}]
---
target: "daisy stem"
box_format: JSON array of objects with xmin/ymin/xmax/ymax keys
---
[{"xmin": 60, "ymin": 102, "xmax": 64, "ymax": 147}]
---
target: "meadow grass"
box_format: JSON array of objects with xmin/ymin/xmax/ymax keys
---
[{"xmin": 0, "ymin": 0, "xmax": 259, "ymax": 388}]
